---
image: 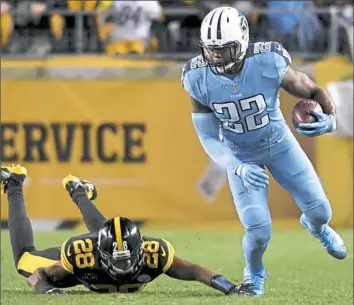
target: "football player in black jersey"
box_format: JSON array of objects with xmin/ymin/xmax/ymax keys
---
[{"xmin": 1, "ymin": 164, "xmax": 255, "ymax": 296}]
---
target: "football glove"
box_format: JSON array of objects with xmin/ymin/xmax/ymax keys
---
[
  {"xmin": 235, "ymin": 163, "xmax": 269, "ymax": 193},
  {"xmin": 296, "ymin": 110, "xmax": 336, "ymax": 137},
  {"xmin": 45, "ymin": 288, "xmax": 66, "ymax": 295}
]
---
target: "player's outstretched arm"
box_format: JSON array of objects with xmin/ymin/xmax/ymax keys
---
[
  {"xmin": 281, "ymin": 67, "xmax": 337, "ymax": 136},
  {"xmin": 27, "ymin": 262, "xmax": 70, "ymax": 295},
  {"xmin": 165, "ymin": 256, "xmax": 255, "ymax": 296}
]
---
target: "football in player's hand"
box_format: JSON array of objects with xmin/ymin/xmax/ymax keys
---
[{"xmin": 292, "ymin": 99, "xmax": 323, "ymax": 128}]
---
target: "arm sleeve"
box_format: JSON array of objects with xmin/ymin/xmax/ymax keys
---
[
  {"xmin": 142, "ymin": 237, "xmax": 175, "ymax": 273},
  {"xmin": 192, "ymin": 113, "xmax": 242, "ymax": 171},
  {"xmin": 160, "ymin": 239, "xmax": 175, "ymax": 273},
  {"xmin": 60, "ymin": 239, "xmax": 74, "ymax": 273}
]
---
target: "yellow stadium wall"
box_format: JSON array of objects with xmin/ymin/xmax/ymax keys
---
[
  {"xmin": 314, "ymin": 56, "xmax": 353, "ymax": 228},
  {"xmin": 1, "ymin": 79, "xmax": 307, "ymax": 223}
]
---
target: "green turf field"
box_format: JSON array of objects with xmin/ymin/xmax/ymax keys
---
[{"xmin": 1, "ymin": 228, "xmax": 353, "ymax": 305}]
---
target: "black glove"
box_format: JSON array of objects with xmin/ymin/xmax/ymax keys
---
[
  {"xmin": 226, "ymin": 283, "xmax": 256, "ymax": 296},
  {"xmin": 45, "ymin": 288, "xmax": 66, "ymax": 295}
]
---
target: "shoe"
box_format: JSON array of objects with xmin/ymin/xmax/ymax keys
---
[
  {"xmin": 0, "ymin": 164, "xmax": 27, "ymax": 194},
  {"xmin": 227, "ymin": 283, "xmax": 256, "ymax": 296},
  {"xmin": 300, "ymin": 214, "xmax": 347, "ymax": 260},
  {"xmin": 243, "ymin": 267, "xmax": 267, "ymax": 296},
  {"xmin": 243, "ymin": 267, "xmax": 251, "ymax": 284},
  {"xmin": 62, "ymin": 174, "xmax": 97, "ymax": 200}
]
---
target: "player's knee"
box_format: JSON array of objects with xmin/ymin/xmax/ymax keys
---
[
  {"xmin": 14, "ymin": 250, "xmax": 35, "ymax": 275},
  {"xmin": 14, "ymin": 252, "xmax": 26, "ymax": 270},
  {"xmin": 245, "ymin": 223, "xmax": 272, "ymax": 247},
  {"xmin": 15, "ymin": 256, "xmax": 25, "ymax": 274},
  {"xmin": 240, "ymin": 204, "xmax": 271, "ymax": 229},
  {"xmin": 305, "ymin": 199, "xmax": 332, "ymax": 225}
]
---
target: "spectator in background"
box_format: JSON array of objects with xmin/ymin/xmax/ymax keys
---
[
  {"xmin": 97, "ymin": 1, "xmax": 163, "ymax": 55},
  {"xmin": 5, "ymin": 0, "xmax": 99, "ymax": 55},
  {"xmin": 337, "ymin": 0, "xmax": 353, "ymax": 60},
  {"xmin": 166, "ymin": 0, "xmax": 219, "ymax": 52},
  {"xmin": 8, "ymin": 0, "xmax": 57, "ymax": 55},
  {"xmin": 51, "ymin": 0, "xmax": 101, "ymax": 54},
  {"xmin": 166, "ymin": 0, "xmax": 262, "ymax": 52},
  {"xmin": 1, "ymin": 1, "xmax": 13, "ymax": 51},
  {"xmin": 231, "ymin": 1, "xmax": 265, "ymax": 41},
  {"xmin": 176, "ymin": 0, "xmax": 203, "ymax": 52},
  {"xmin": 232, "ymin": 1, "xmax": 254, "ymax": 18},
  {"xmin": 267, "ymin": 1, "xmax": 325, "ymax": 52}
]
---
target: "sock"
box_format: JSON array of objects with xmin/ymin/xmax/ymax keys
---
[
  {"xmin": 72, "ymin": 189, "xmax": 107, "ymax": 232},
  {"xmin": 242, "ymin": 223, "xmax": 271, "ymax": 274},
  {"xmin": 7, "ymin": 181, "xmax": 35, "ymax": 265}
]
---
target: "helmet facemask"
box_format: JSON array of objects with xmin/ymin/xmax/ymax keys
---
[
  {"xmin": 200, "ymin": 40, "xmax": 244, "ymax": 75},
  {"xmin": 98, "ymin": 219, "xmax": 144, "ymax": 280},
  {"xmin": 99, "ymin": 246, "xmax": 144, "ymax": 279}
]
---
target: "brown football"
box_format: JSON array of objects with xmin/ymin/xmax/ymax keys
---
[{"xmin": 292, "ymin": 99, "xmax": 323, "ymax": 128}]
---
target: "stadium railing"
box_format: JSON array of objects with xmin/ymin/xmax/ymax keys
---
[{"xmin": 0, "ymin": 6, "xmax": 350, "ymax": 61}]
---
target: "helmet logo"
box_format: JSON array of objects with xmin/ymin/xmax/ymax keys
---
[{"xmin": 240, "ymin": 17, "xmax": 248, "ymax": 34}]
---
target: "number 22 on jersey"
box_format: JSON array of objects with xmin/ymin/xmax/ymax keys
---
[{"xmin": 212, "ymin": 94, "xmax": 270, "ymax": 134}]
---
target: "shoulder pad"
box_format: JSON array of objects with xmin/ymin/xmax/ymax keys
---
[
  {"xmin": 246, "ymin": 41, "xmax": 291, "ymax": 65},
  {"xmin": 246, "ymin": 41, "xmax": 273, "ymax": 57},
  {"xmin": 182, "ymin": 55, "xmax": 207, "ymax": 78},
  {"xmin": 189, "ymin": 55, "xmax": 208, "ymax": 70},
  {"xmin": 142, "ymin": 236, "xmax": 175, "ymax": 273},
  {"xmin": 60, "ymin": 235, "xmax": 96, "ymax": 273},
  {"xmin": 270, "ymin": 41, "xmax": 292, "ymax": 65},
  {"xmin": 60, "ymin": 238, "xmax": 75, "ymax": 273}
]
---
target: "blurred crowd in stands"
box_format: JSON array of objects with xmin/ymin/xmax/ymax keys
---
[{"xmin": 0, "ymin": 0, "xmax": 353, "ymax": 60}]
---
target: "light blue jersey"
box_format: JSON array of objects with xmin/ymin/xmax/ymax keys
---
[
  {"xmin": 182, "ymin": 40, "xmax": 331, "ymax": 270},
  {"xmin": 182, "ymin": 15, "xmax": 344, "ymax": 295},
  {"xmin": 182, "ymin": 41, "xmax": 292, "ymax": 145}
]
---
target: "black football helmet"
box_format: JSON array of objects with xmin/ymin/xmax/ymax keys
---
[{"xmin": 98, "ymin": 217, "xmax": 143, "ymax": 279}]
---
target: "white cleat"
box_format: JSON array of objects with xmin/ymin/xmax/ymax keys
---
[
  {"xmin": 300, "ymin": 214, "xmax": 347, "ymax": 260},
  {"xmin": 243, "ymin": 267, "xmax": 267, "ymax": 297}
]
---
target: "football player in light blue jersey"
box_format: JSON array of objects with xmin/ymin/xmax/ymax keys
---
[{"xmin": 181, "ymin": 7, "xmax": 347, "ymax": 296}]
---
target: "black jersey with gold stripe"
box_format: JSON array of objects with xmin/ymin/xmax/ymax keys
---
[{"xmin": 60, "ymin": 233, "xmax": 175, "ymax": 293}]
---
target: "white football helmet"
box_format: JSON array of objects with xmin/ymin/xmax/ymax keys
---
[{"xmin": 199, "ymin": 7, "xmax": 249, "ymax": 74}]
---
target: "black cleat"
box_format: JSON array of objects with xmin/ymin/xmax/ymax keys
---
[
  {"xmin": 62, "ymin": 174, "xmax": 97, "ymax": 200},
  {"xmin": 227, "ymin": 283, "xmax": 257, "ymax": 297},
  {"xmin": 0, "ymin": 164, "xmax": 27, "ymax": 194}
]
